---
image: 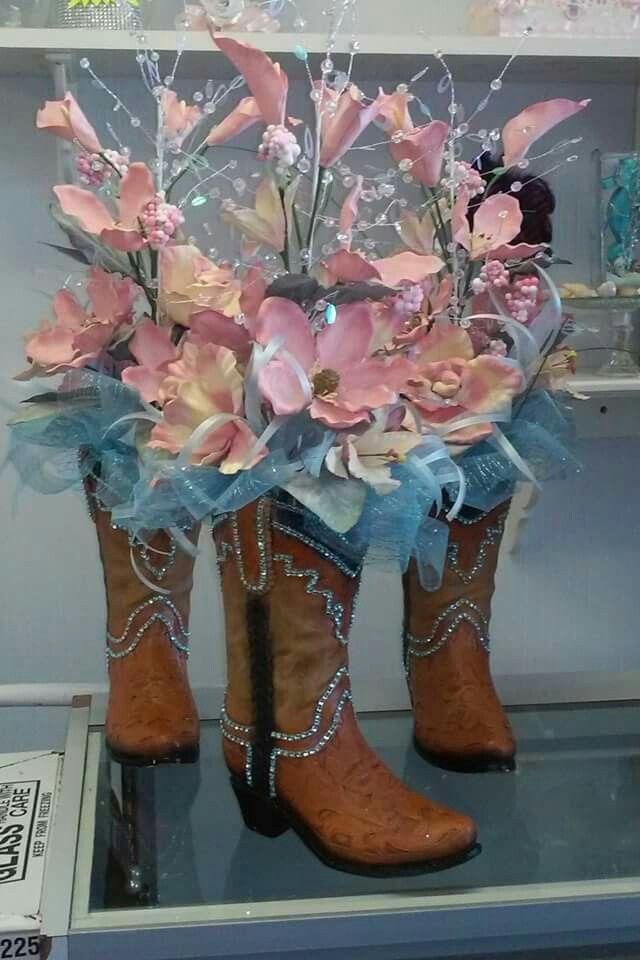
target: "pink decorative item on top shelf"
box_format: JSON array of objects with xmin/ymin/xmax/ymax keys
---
[{"xmin": 471, "ymin": 0, "xmax": 640, "ymax": 35}]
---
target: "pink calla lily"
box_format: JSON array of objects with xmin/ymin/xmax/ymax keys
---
[
  {"xmin": 36, "ymin": 92, "xmax": 102, "ymax": 154},
  {"xmin": 453, "ymin": 191, "xmax": 523, "ymax": 260},
  {"xmin": 205, "ymin": 96, "xmax": 263, "ymax": 146},
  {"xmin": 121, "ymin": 320, "xmax": 178, "ymax": 403},
  {"xmin": 338, "ymin": 175, "xmax": 364, "ymax": 249},
  {"xmin": 393, "ymin": 122, "xmax": 450, "ymax": 188},
  {"xmin": 255, "ymin": 297, "xmax": 413, "ymax": 428},
  {"xmin": 211, "ymin": 34, "xmax": 288, "ymax": 126},
  {"xmin": 149, "ymin": 341, "xmax": 266, "ymax": 471},
  {"xmin": 161, "ymin": 90, "xmax": 202, "ymax": 145},
  {"xmin": 502, "ymin": 97, "xmax": 590, "ymax": 168},
  {"xmin": 54, "ymin": 162, "xmax": 156, "ymax": 252},
  {"xmin": 377, "ymin": 92, "xmax": 449, "ymax": 187},
  {"xmin": 319, "ymin": 86, "xmax": 383, "ymax": 168},
  {"xmin": 321, "ymin": 249, "xmax": 381, "ymax": 284},
  {"xmin": 372, "ymin": 251, "xmax": 445, "ymax": 287},
  {"xmin": 221, "ymin": 177, "xmax": 286, "ymax": 251}
]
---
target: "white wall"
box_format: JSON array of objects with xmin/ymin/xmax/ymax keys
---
[{"xmin": 1, "ymin": 39, "xmax": 639, "ymax": 707}]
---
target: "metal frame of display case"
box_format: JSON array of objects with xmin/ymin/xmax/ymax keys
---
[{"xmin": 41, "ymin": 697, "xmax": 638, "ymax": 960}]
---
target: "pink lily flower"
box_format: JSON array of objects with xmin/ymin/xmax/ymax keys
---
[
  {"xmin": 54, "ymin": 163, "xmax": 157, "ymax": 253},
  {"xmin": 206, "ymin": 97, "xmax": 263, "ymax": 146},
  {"xmin": 149, "ymin": 341, "xmax": 265, "ymax": 471},
  {"xmin": 221, "ymin": 177, "xmax": 285, "ymax": 252},
  {"xmin": 211, "ymin": 35, "xmax": 289, "ymax": 126},
  {"xmin": 325, "ymin": 421, "xmax": 425, "ymax": 495},
  {"xmin": 502, "ymin": 98, "xmax": 590, "ymax": 168},
  {"xmin": 452, "ymin": 191, "xmax": 524, "ymax": 261},
  {"xmin": 254, "ymin": 297, "xmax": 414, "ymax": 429},
  {"xmin": 18, "ymin": 269, "xmax": 135, "ymax": 379},
  {"xmin": 338, "ymin": 175, "xmax": 364, "ymax": 248},
  {"xmin": 405, "ymin": 324, "xmax": 524, "ymax": 443},
  {"xmin": 318, "ymin": 85, "xmax": 384, "ymax": 168},
  {"xmin": 161, "ymin": 90, "xmax": 202, "ymax": 145},
  {"xmin": 396, "ymin": 211, "xmax": 436, "ymax": 255},
  {"xmin": 377, "ymin": 91, "xmax": 449, "ymax": 187},
  {"xmin": 36, "ymin": 92, "xmax": 102, "ymax": 154},
  {"xmin": 121, "ymin": 320, "xmax": 178, "ymax": 403},
  {"xmin": 160, "ymin": 245, "xmax": 242, "ymax": 326},
  {"xmin": 321, "ymin": 249, "xmax": 443, "ymax": 286}
]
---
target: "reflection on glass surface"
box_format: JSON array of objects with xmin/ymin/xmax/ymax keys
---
[{"xmin": 88, "ymin": 704, "xmax": 640, "ymax": 912}]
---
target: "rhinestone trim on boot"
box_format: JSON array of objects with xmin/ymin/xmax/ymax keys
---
[{"xmin": 405, "ymin": 599, "xmax": 490, "ymax": 661}]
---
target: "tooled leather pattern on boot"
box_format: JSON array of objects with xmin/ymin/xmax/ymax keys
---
[
  {"xmin": 216, "ymin": 498, "xmax": 477, "ymax": 868},
  {"xmin": 91, "ymin": 497, "xmax": 200, "ymax": 762},
  {"xmin": 404, "ymin": 502, "xmax": 515, "ymax": 767}
]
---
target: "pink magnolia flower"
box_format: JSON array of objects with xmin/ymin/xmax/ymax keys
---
[
  {"xmin": 377, "ymin": 91, "xmax": 449, "ymax": 187},
  {"xmin": 36, "ymin": 92, "xmax": 102, "ymax": 153},
  {"xmin": 149, "ymin": 341, "xmax": 265, "ymax": 471},
  {"xmin": 221, "ymin": 177, "xmax": 285, "ymax": 252},
  {"xmin": 54, "ymin": 163, "xmax": 181, "ymax": 253},
  {"xmin": 160, "ymin": 245, "xmax": 242, "ymax": 326},
  {"xmin": 121, "ymin": 320, "xmax": 178, "ymax": 403},
  {"xmin": 325, "ymin": 421, "xmax": 424, "ymax": 494},
  {"xmin": 255, "ymin": 297, "xmax": 414, "ymax": 428},
  {"xmin": 405, "ymin": 323, "xmax": 524, "ymax": 443},
  {"xmin": 452, "ymin": 191, "xmax": 524, "ymax": 261},
  {"xmin": 318, "ymin": 85, "xmax": 383, "ymax": 168},
  {"xmin": 161, "ymin": 90, "xmax": 203, "ymax": 145},
  {"xmin": 502, "ymin": 98, "xmax": 590, "ymax": 168},
  {"xmin": 18, "ymin": 269, "xmax": 136, "ymax": 379}
]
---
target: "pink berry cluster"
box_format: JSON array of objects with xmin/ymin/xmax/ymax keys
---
[
  {"xmin": 471, "ymin": 259, "xmax": 510, "ymax": 295},
  {"xmin": 394, "ymin": 283, "xmax": 425, "ymax": 316},
  {"xmin": 140, "ymin": 195, "xmax": 184, "ymax": 250},
  {"xmin": 76, "ymin": 150, "xmax": 129, "ymax": 186},
  {"xmin": 446, "ymin": 160, "xmax": 485, "ymax": 198},
  {"xmin": 488, "ymin": 339, "xmax": 508, "ymax": 357},
  {"xmin": 258, "ymin": 125, "xmax": 302, "ymax": 167},
  {"xmin": 504, "ymin": 275, "xmax": 542, "ymax": 325}
]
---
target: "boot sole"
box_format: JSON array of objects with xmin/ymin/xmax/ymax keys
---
[
  {"xmin": 230, "ymin": 775, "xmax": 481, "ymax": 878},
  {"xmin": 413, "ymin": 735, "xmax": 516, "ymax": 774},
  {"xmin": 107, "ymin": 743, "xmax": 200, "ymax": 767}
]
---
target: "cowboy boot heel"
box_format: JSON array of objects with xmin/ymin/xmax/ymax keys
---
[{"xmin": 230, "ymin": 777, "xmax": 290, "ymax": 838}]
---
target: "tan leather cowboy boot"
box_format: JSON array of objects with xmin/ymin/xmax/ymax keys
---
[
  {"xmin": 214, "ymin": 497, "xmax": 479, "ymax": 877},
  {"xmin": 86, "ymin": 483, "xmax": 200, "ymax": 765},
  {"xmin": 403, "ymin": 501, "xmax": 516, "ymax": 774}
]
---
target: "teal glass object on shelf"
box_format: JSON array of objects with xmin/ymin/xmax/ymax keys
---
[{"xmin": 599, "ymin": 151, "xmax": 640, "ymax": 288}]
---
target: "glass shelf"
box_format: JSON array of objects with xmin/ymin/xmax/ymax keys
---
[{"xmin": 71, "ymin": 702, "xmax": 640, "ymax": 946}]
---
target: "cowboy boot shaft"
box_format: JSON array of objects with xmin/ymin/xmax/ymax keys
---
[
  {"xmin": 405, "ymin": 501, "xmax": 516, "ymax": 773},
  {"xmin": 214, "ymin": 499, "xmax": 355, "ymax": 737},
  {"xmin": 85, "ymin": 481, "xmax": 200, "ymax": 764},
  {"xmin": 93, "ymin": 506, "xmax": 197, "ymax": 639}
]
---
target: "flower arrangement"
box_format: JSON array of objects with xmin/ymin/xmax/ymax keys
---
[{"xmin": 8, "ymin": 14, "xmax": 584, "ymax": 575}]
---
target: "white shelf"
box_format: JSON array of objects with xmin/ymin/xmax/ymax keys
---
[
  {"xmin": 571, "ymin": 374, "xmax": 640, "ymax": 394},
  {"xmin": 2, "ymin": 27, "xmax": 640, "ymax": 78}
]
